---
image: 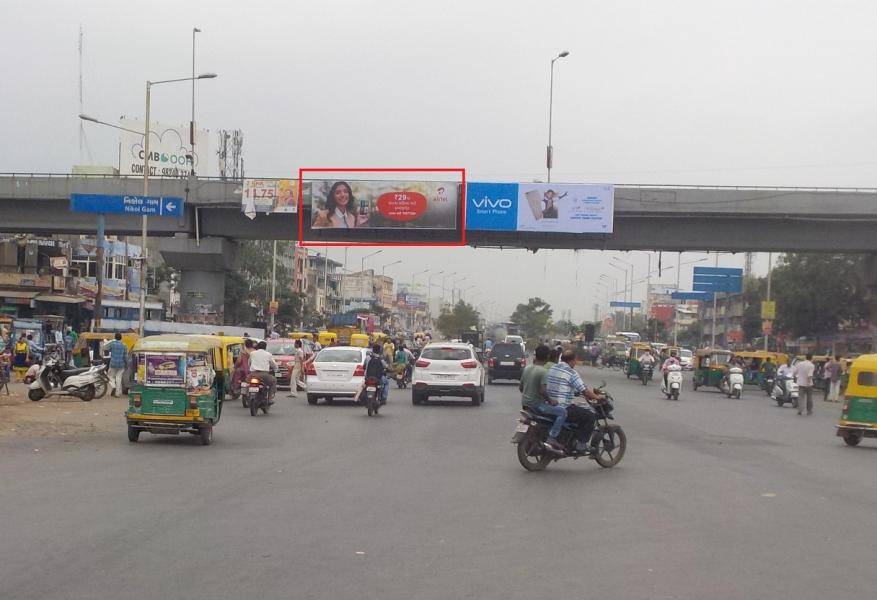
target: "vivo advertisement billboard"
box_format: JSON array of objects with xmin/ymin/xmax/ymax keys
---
[{"xmin": 466, "ymin": 182, "xmax": 614, "ymax": 233}]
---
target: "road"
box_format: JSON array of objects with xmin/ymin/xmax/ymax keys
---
[{"xmin": 1, "ymin": 365, "xmax": 875, "ymax": 600}]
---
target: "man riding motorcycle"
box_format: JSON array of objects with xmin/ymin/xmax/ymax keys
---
[
  {"xmin": 519, "ymin": 345, "xmax": 566, "ymax": 451},
  {"xmin": 545, "ymin": 349, "xmax": 604, "ymax": 455},
  {"xmin": 248, "ymin": 340, "xmax": 278, "ymax": 403},
  {"xmin": 363, "ymin": 344, "xmax": 389, "ymax": 405}
]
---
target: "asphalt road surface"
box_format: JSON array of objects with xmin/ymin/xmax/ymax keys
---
[{"xmin": 2, "ymin": 366, "xmax": 875, "ymax": 600}]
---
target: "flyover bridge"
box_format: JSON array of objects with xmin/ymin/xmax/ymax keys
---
[{"xmin": 2, "ymin": 174, "xmax": 875, "ymax": 317}]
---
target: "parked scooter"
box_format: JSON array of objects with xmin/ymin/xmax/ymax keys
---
[
  {"xmin": 27, "ymin": 357, "xmax": 108, "ymax": 402},
  {"xmin": 721, "ymin": 366, "xmax": 745, "ymax": 399},
  {"xmin": 771, "ymin": 375, "xmax": 799, "ymax": 408},
  {"xmin": 661, "ymin": 363, "xmax": 683, "ymax": 400}
]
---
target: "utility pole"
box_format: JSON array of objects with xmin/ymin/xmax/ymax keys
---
[
  {"xmin": 710, "ymin": 253, "xmax": 718, "ymax": 348},
  {"xmin": 765, "ymin": 252, "xmax": 772, "ymax": 351},
  {"xmin": 269, "ymin": 240, "xmax": 277, "ymax": 332}
]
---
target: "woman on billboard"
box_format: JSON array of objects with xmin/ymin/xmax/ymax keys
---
[{"xmin": 312, "ymin": 181, "xmax": 369, "ymax": 228}]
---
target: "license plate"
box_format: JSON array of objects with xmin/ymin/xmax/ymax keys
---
[
  {"xmin": 325, "ymin": 371, "xmax": 347, "ymax": 380},
  {"xmin": 515, "ymin": 422, "xmax": 529, "ymax": 433},
  {"xmin": 152, "ymin": 399, "xmax": 174, "ymax": 405},
  {"xmin": 366, "ymin": 386, "xmax": 377, "ymax": 392},
  {"xmin": 500, "ymin": 361, "xmax": 514, "ymax": 366},
  {"xmin": 434, "ymin": 374, "xmax": 456, "ymax": 380}
]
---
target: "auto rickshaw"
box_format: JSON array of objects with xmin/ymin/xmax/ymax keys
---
[
  {"xmin": 692, "ymin": 348, "xmax": 733, "ymax": 391},
  {"xmin": 126, "ymin": 335, "xmax": 224, "ymax": 445},
  {"xmin": 317, "ymin": 331, "xmax": 338, "ymax": 347},
  {"xmin": 72, "ymin": 332, "xmax": 139, "ymax": 367},
  {"xmin": 625, "ymin": 342, "xmax": 655, "ymax": 379},
  {"xmin": 371, "ymin": 332, "xmax": 390, "ymax": 346},
  {"xmin": 350, "ymin": 333, "xmax": 370, "ymax": 348},
  {"xmin": 290, "ymin": 332, "xmax": 314, "ymax": 342},
  {"xmin": 835, "ymin": 354, "xmax": 877, "ymax": 447},
  {"xmin": 212, "ymin": 336, "xmax": 244, "ymax": 397},
  {"xmin": 735, "ymin": 351, "xmax": 789, "ymax": 386}
]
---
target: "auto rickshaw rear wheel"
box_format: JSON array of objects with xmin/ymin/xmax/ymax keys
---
[
  {"xmin": 842, "ymin": 432, "xmax": 862, "ymax": 447},
  {"xmin": 127, "ymin": 426, "xmax": 140, "ymax": 443},
  {"xmin": 199, "ymin": 425, "xmax": 213, "ymax": 445}
]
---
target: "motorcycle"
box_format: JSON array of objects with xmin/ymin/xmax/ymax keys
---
[
  {"xmin": 771, "ymin": 375, "xmax": 799, "ymax": 408},
  {"xmin": 661, "ymin": 363, "xmax": 683, "ymax": 400},
  {"xmin": 511, "ymin": 384, "xmax": 626, "ymax": 471},
  {"xmin": 721, "ymin": 366, "xmax": 745, "ymax": 399},
  {"xmin": 364, "ymin": 375, "xmax": 382, "ymax": 416},
  {"xmin": 762, "ymin": 374, "xmax": 775, "ymax": 397},
  {"xmin": 246, "ymin": 374, "xmax": 272, "ymax": 416},
  {"xmin": 640, "ymin": 363, "xmax": 654, "ymax": 386},
  {"xmin": 27, "ymin": 357, "xmax": 108, "ymax": 402},
  {"xmin": 393, "ymin": 363, "xmax": 410, "ymax": 388}
]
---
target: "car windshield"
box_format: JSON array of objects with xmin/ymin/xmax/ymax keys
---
[
  {"xmin": 681, "ymin": 349, "xmax": 693, "ymax": 358},
  {"xmin": 421, "ymin": 347, "xmax": 472, "ymax": 361},
  {"xmin": 492, "ymin": 343, "xmax": 523, "ymax": 357},
  {"xmin": 316, "ymin": 349, "xmax": 362, "ymax": 363},
  {"xmin": 267, "ymin": 342, "xmax": 296, "ymax": 355}
]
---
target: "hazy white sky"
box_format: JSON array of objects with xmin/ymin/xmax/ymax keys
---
[{"xmin": 3, "ymin": 0, "xmax": 876, "ymax": 322}]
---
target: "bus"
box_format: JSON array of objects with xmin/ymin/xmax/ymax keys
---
[{"xmin": 615, "ymin": 331, "xmax": 642, "ymax": 343}]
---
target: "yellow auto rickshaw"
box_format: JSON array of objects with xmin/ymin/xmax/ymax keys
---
[
  {"xmin": 211, "ymin": 335, "xmax": 244, "ymax": 397},
  {"xmin": 371, "ymin": 332, "xmax": 390, "ymax": 345},
  {"xmin": 735, "ymin": 351, "xmax": 789, "ymax": 386},
  {"xmin": 836, "ymin": 354, "xmax": 877, "ymax": 447},
  {"xmin": 317, "ymin": 331, "xmax": 338, "ymax": 347},
  {"xmin": 692, "ymin": 348, "xmax": 733, "ymax": 391},
  {"xmin": 290, "ymin": 332, "xmax": 314, "ymax": 342},
  {"xmin": 350, "ymin": 333, "xmax": 370, "ymax": 348},
  {"xmin": 625, "ymin": 342, "xmax": 656, "ymax": 380},
  {"xmin": 73, "ymin": 332, "xmax": 139, "ymax": 367},
  {"xmin": 126, "ymin": 334, "xmax": 224, "ymax": 445}
]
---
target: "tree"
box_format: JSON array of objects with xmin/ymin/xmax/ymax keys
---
[
  {"xmin": 643, "ymin": 318, "xmax": 667, "ymax": 342},
  {"xmin": 771, "ymin": 254, "xmax": 869, "ymax": 337},
  {"xmin": 435, "ymin": 300, "xmax": 481, "ymax": 338},
  {"xmin": 510, "ymin": 297, "xmax": 553, "ymax": 340}
]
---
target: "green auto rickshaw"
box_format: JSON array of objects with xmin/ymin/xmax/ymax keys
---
[
  {"xmin": 126, "ymin": 335, "xmax": 224, "ymax": 445},
  {"xmin": 692, "ymin": 348, "xmax": 733, "ymax": 391},
  {"xmin": 625, "ymin": 342, "xmax": 655, "ymax": 380},
  {"xmin": 836, "ymin": 354, "xmax": 877, "ymax": 447}
]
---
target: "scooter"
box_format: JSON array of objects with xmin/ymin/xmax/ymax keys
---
[
  {"xmin": 661, "ymin": 364, "xmax": 683, "ymax": 400},
  {"xmin": 640, "ymin": 363, "xmax": 654, "ymax": 386},
  {"xmin": 721, "ymin": 366, "xmax": 745, "ymax": 399},
  {"xmin": 762, "ymin": 375, "xmax": 775, "ymax": 397},
  {"xmin": 27, "ymin": 357, "xmax": 108, "ymax": 402},
  {"xmin": 771, "ymin": 376, "xmax": 799, "ymax": 408}
]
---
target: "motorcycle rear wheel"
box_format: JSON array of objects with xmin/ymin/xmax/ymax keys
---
[
  {"xmin": 250, "ymin": 396, "xmax": 259, "ymax": 416},
  {"xmin": 516, "ymin": 438, "xmax": 553, "ymax": 471},
  {"xmin": 593, "ymin": 427, "xmax": 626, "ymax": 468}
]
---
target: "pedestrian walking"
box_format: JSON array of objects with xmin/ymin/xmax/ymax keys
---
[
  {"xmin": 105, "ymin": 333, "xmax": 128, "ymax": 397},
  {"xmin": 793, "ymin": 353, "xmax": 816, "ymax": 415},
  {"xmin": 288, "ymin": 339, "xmax": 305, "ymax": 398},
  {"xmin": 825, "ymin": 355, "xmax": 842, "ymax": 402}
]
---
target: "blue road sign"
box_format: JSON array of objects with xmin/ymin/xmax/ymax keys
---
[
  {"xmin": 609, "ymin": 301, "xmax": 642, "ymax": 308},
  {"xmin": 671, "ymin": 291, "xmax": 714, "ymax": 301},
  {"xmin": 70, "ymin": 193, "xmax": 185, "ymax": 217},
  {"xmin": 692, "ymin": 266, "xmax": 743, "ymax": 294}
]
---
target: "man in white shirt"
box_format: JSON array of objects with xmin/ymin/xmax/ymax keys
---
[
  {"xmin": 793, "ymin": 353, "xmax": 816, "ymax": 416},
  {"xmin": 249, "ymin": 340, "xmax": 278, "ymax": 400},
  {"xmin": 288, "ymin": 339, "xmax": 305, "ymax": 398}
]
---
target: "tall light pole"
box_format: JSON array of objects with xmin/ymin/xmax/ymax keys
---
[
  {"xmin": 381, "ymin": 260, "xmax": 402, "ymax": 276},
  {"xmin": 547, "ymin": 50, "xmax": 570, "ymax": 183},
  {"xmin": 191, "ymin": 27, "xmax": 201, "ymax": 170},
  {"xmin": 608, "ymin": 262, "xmax": 629, "ymax": 329},
  {"xmin": 427, "ymin": 270, "xmax": 444, "ymax": 323},
  {"xmin": 441, "ymin": 272, "xmax": 456, "ymax": 307},
  {"xmin": 451, "ymin": 276, "xmax": 467, "ymax": 305},
  {"xmin": 139, "ymin": 73, "xmax": 217, "ymax": 335},
  {"xmin": 361, "ymin": 250, "xmax": 383, "ymax": 306}
]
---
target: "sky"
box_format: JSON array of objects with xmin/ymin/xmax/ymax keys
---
[{"xmin": 3, "ymin": 0, "xmax": 876, "ymax": 323}]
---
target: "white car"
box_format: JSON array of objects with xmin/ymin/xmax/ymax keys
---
[
  {"xmin": 680, "ymin": 348, "xmax": 694, "ymax": 370},
  {"xmin": 412, "ymin": 342, "xmax": 486, "ymax": 405},
  {"xmin": 305, "ymin": 346, "xmax": 369, "ymax": 405}
]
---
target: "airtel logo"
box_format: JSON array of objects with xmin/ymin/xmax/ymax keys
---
[{"xmin": 473, "ymin": 196, "xmax": 513, "ymax": 209}]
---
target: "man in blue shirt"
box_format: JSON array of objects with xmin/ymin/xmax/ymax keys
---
[
  {"xmin": 106, "ymin": 333, "xmax": 128, "ymax": 397},
  {"xmin": 546, "ymin": 350, "xmax": 602, "ymax": 454}
]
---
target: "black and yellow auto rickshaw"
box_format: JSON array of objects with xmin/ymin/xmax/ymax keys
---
[
  {"xmin": 126, "ymin": 335, "xmax": 224, "ymax": 445},
  {"xmin": 836, "ymin": 354, "xmax": 877, "ymax": 447},
  {"xmin": 692, "ymin": 348, "xmax": 733, "ymax": 391},
  {"xmin": 625, "ymin": 342, "xmax": 655, "ymax": 380}
]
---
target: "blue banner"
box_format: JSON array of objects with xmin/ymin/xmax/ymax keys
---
[
  {"xmin": 70, "ymin": 193, "xmax": 184, "ymax": 217},
  {"xmin": 465, "ymin": 182, "xmax": 519, "ymax": 231},
  {"xmin": 610, "ymin": 301, "xmax": 641, "ymax": 308}
]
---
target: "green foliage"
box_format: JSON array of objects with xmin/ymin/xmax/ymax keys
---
[
  {"xmin": 772, "ymin": 254, "xmax": 868, "ymax": 337},
  {"xmin": 644, "ymin": 318, "xmax": 667, "ymax": 342},
  {"xmin": 510, "ymin": 297, "xmax": 553, "ymax": 339},
  {"xmin": 436, "ymin": 300, "xmax": 481, "ymax": 338}
]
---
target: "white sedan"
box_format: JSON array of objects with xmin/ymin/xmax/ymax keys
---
[{"xmin": 305, "ymin": 346, "xmax": 369, "ymax": 405}]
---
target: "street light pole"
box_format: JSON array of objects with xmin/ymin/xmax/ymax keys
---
[
  {"xmin": 547, "ymin": 50, "xmax": 570, "ymax": 183},
  {"xmin": 361, "ymin": 250, "xmax": 383, "ymax": 307},
  {"xmin": 191, "ymin": 27, "xmax": 201, "ymax": 169},
  {"xmin": 441, "ymin": 272, "xmax": 456, "ymax": 307},
  {"xmin": 427, "ymin": 270, "xmax": 443, "ymax": 324}
]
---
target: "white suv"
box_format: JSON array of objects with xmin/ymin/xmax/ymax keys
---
[{"xmin": 412, "ymin": 342, "xmax": 486, "ymax": 406}]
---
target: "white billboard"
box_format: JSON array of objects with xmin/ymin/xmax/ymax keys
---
[
  {"xmin": 119, "ymin": 118, "xmax": 212, "ymax": 178},
  {"xmin": 516, "ymin": 182, "xmax": 614, "ymax": 233}
]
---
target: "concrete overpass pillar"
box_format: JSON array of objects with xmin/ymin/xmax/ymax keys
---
[{"xmin": 158, "ymin": 237, "xmax": 239, "ymax": 322}]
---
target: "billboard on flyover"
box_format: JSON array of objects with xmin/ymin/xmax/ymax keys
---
[
  {"xmin": 119, "ymin": 118, "xmax": 212, "ymax": 178},
  {"xmin": 466, "ymin": 181, "xmax": 614, "ymax": 233}
]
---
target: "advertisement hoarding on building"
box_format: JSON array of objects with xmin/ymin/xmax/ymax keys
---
[
  {"xmin": 241, "ymin": 179, "xmax": 298, "ymax": 215},
  {"xmin": 119, "ymin": 118, "xmax": 211, "ymax": 178}
]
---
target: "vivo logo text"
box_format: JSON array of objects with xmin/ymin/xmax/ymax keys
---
[{"xmin": 473, "ymin": 197, "xmax": 513, "ymax": 209}]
